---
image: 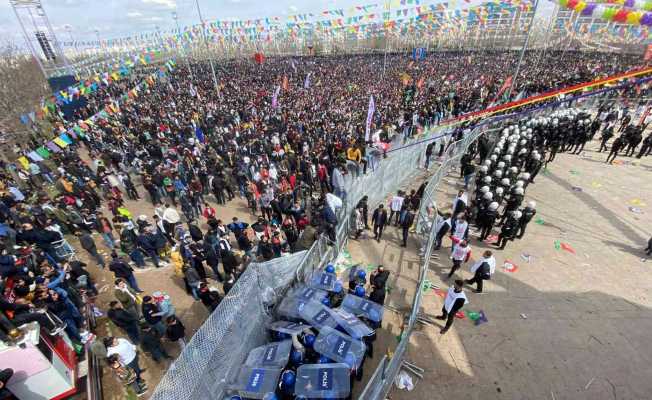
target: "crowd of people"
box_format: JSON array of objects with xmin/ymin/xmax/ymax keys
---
[{"xmin": 0, "ymin": 48, "xmax": 647, "ymax": 397}]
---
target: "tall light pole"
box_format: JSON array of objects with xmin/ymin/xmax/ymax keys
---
[
  {"xmin": 194, "ymin": 0, "xmax": 219, "ymax": 90},
  {"xmin": 505, "ymin": 0, "xmax": 539, "ymax": 100},
  {"xmin": 173, "ymin": 11, "xmax": 195, "ymax": 80}
]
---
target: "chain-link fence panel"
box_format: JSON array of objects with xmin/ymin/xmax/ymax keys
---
[{"xmin": 150, "ymin": 251, "xmax": 307, "ymax": 400}]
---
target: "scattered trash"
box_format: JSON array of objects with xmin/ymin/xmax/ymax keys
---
[
  {"xmin": 521, "ymin": 253, "xmax": 532, "ymax": 263},
  {"xmin": 455, "ymin": 311, "xmax": 466, "ymax": 319},
  {"xmin": 584, "ymin": 377, "xmax": 596, "ymax": 391},
  {"xmin": 394, "ymin": 370, "xmax": 415, "ymax": 391},
  {"xmin": 466, "ymin": 311, "xmax": 481, "ymax": 321},
  {"xmin": 503, "ymin": 260, "xmax": 519, "ymax": 273},
  {"xmin": 433, "ymin": 288, "xmax": 446, "ymax": 298},
  {"xmin": 555, "ymin": 241, "xmax": 576, "ymax": 254},
  {"xmin": 474, "ymin": 311, "xmax": 488, "ymax": 326},
  {"xmin": 569, "ymin": 170, "xmax": 580, "ymax": 175},
  {"xmin": 591, "ymin": 181, "xmax": 602, "ymax": 188},
  {"xmin": 630, "ymin": 199, "xmax": 647, "ymax": 207},
  {"xmin": 629, "ymin": 206, "xmax": 644, "ymax": 214},
  {"xmin": 612, "ymin": 160, "xmax": 624, "ymax": 165},
  {"xmin": 484, "ymin": 234, "xmax": 499, "ymax": 243},
  {"xmin": 520, "ymin": 313, "xmax": 528, "ymax": 319},
  {"xmin": 535, "ymin": 217, "xmax": 545, "ymax": 225},
  {"xmin": 640, "ymin": 258, "xmax": 647, "ymax": 263},
  {"xmin": 571, "ymin": 186, "xmax": 583, "ymax": 192},
  {"xmin": 422, "ymin": 280, "xmax": 438, "ymax": 293}
]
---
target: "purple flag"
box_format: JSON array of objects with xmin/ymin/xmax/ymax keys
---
[
  {"xmin": 365, "ymin": 95, "xmax": 375, "ymax": 142},
  {"xmin": 304, "ymin": 73, "xmax": 311, "ymax": 89},
  {"xmin": 46, "ymin": 141, "xmax": 62, "ymax": 153},
  {"xmin": 271, "ymin": 85, "xmax": 281, "ymax": 109}
]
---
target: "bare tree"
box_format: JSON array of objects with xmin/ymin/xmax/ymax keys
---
[{"xmin": 0, "ymin": 39, "xmax": 50, "ymax": 146}]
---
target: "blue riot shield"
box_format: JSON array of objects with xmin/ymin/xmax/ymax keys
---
[
  {"xmin": 231, "ymin": 367, "xmax": 282, "ymax": 399},
  {"xmin": 245, "ymin": 340, "xmax": 293, "ymax": 368},
  {"xmin": 340, "ymin": 294, "xmax": 384, "ymax": 322},
  {"xmin": 298, "ymin": 299, "xmax": 339, "ymax": 330},
  {"xmin": 313, "ymin": 326, "xmax": 366, "ymax": 369},
  {"xmin": 295, "ymin": 363, "xmax": 351, "ymax": 399},
  {"xmin": 309, "ymin": 271, "xmax": 337, "ymax": 291},
  {"xmin": 331, "ymin": 308, "xmax": 374, "ymax": 339},
  {"xmin": 268, "ymin": 320, "xmax": 312, "ymax": 336}
]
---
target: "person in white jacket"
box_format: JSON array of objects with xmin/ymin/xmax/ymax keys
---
[
  {"xmin": 466, "ymin": 250, "xmax": 496, "ymax": 293},
  {"xmin": 448, "ymin": 240, "xmax": 471, "ymax": 278},
  {"xmin": 436, "ymin": 279, "xmax": 468, "ymax": 335}
]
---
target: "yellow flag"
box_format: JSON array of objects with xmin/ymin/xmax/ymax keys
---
[
  {"xmin": 53, "ymin": 137, "xmax": 68, "ymax": 148},
  {"xmin": 17, "ymin": 156, "xmax": 30, "ymax": 170}
]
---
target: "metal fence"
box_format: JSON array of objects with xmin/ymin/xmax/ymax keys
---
[
  {"xmin": 354, "ymin": 82, "xmax": 639, "ymax": 400},
  {"xmin": 151, "ymin": 80, "xmax": 632, "ymax": 400},
  {"xmin": 150, "ymin": 251, "xmax": 306, "ymax": 400}
]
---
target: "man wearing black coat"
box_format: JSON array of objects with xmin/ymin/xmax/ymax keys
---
[
  {"xmin": 372, "ymin": 204, "xmax": 388, "ymax": 242},
  {"xmin": 400, "ymin": 208, "xmax": 415, "ymax": 247},
  {"xmin": 108, "ymin": 301, "xmax": 141, "ymax": 344},
  {"xmin": 370, "ymin": 265, "xmax": 389, "ymax": 291}
]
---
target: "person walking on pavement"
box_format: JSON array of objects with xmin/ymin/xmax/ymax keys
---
[
  {"xmin": 493, "ymin": 211, "xmax": 520, "ymax": 250},
  {"xmin": 517, "ymin": 202, "xmax": 537, "ymax": 239},
  {"xmin": 465, "ymin": 250, "xmax": 496, "ymax": 293},
  {"xmin": 435, "ymin": 280, "xmax": 468, "ymax": 335},
  {"xmin": 372, "ymin": 204, "xmax": 388, "ymax": 242},
  {"xmin": 389, "ymin": 191, "xmax": 404, "ymax": 226},
  {"xmin": 448, "ymin": 240, "xmax": 471, "ymax": 278},
  {"xmin": 400, "ymin": 207, "xmax": 415, "ymax": 247},
  {"xmin": 606, "ymin": 135, "xmax": 626, "ymax": 164}
]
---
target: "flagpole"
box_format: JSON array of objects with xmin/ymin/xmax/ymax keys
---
[
  {"xmin": 382, "ymin": 0, "xmax": 390, "ymax": 78},
  {"xmin": 195, "ymin": 0, "xmax": 219, "ymax": 90},
  {"xmin": 505, "ymin": 0, "xmax": 539, "ymax": 100},
  {"xmin": 173, "ymin": 12, "xmax": 195, "ymax": 81}
]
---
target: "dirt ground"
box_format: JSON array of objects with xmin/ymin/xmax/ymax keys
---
[
  {"xmin": 344, "ymin": 142, "xmax": 652, "ymax": 400},
  {"xmin": 67, "ymin": 161, "xmax": 258, "ymax": 398}
]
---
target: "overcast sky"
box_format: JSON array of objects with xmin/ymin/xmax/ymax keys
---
[{"xmin": 0, "ymin": 0, "xmax": 555, "ymax": 47}]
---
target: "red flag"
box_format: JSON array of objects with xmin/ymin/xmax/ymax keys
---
[
  {"xmin": 282, "ymin": 75, "xmax": 289, "ymax": 91},
  {"xmin": 644, "ymin": 44, "xmax": 652, "ymax": 61},
  {"xmin": 417, "ymin": 77, "xmax": 425, "ymax": 89},
  {"xmin": 560, "ymin": 243, "xmax": 576, "ymax": 254},
  {"xmin": 491, "ymin": 75, "xmax": 513, "ymax": 104}
]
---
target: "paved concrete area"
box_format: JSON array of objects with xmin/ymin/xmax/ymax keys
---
[{"xmin": 344, "ymin": 144, "xmax": 652, "ymax": 400}]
